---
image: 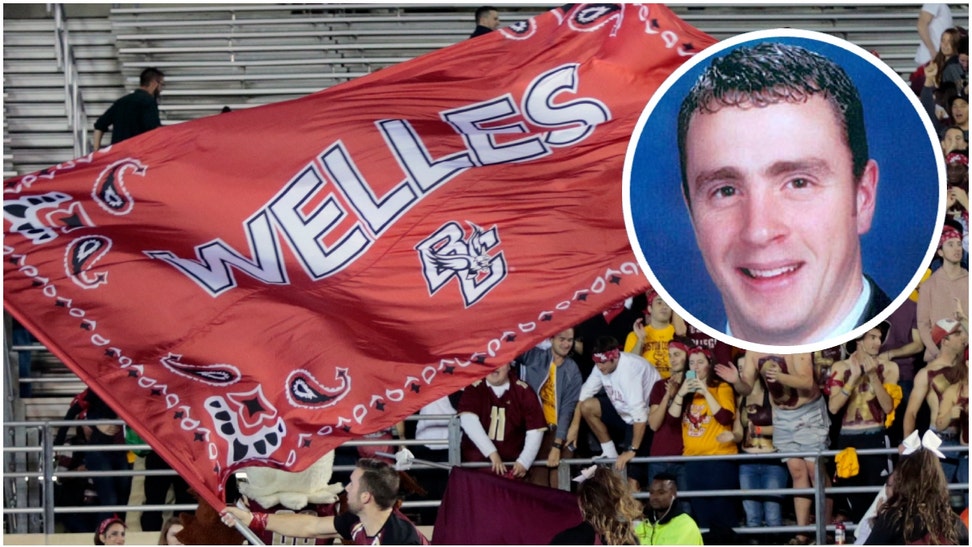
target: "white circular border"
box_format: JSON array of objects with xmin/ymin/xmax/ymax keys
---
[{"xmin": 621, "ymin": 28, "xmax": 947, "ymax": 356}]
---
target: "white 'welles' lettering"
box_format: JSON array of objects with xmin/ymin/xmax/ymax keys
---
[{"xmin": 145, "ymin": 65, "xmax": 610, "ymax": 296}]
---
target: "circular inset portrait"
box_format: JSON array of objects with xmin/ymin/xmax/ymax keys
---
[{"xmin": 623, "ymin": 29, "xmax": 944, "ymax": 353}]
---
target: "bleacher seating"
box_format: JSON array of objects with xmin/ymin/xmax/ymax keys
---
[
  {"xmin": 3, "ymin": 11, "xmax": 123, "ymax": 174},
  {"xmin": 108, "ymin": 4, "xmax": 544, "ymax": 118},
  {"xmin": 3, "ymin": 3, "xmax": 968, "ymax": 174}
]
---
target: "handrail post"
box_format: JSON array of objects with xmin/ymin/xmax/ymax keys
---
[
  {"xmin": 48, "ymin": 3, "xmax": 89, "ymax": 157},
  {"xmin": 447, "ymin": 414, "xmax": 461, "ymax": 467},
  {"xmin": 557, "ymin": 459, "xmax": 570, "ymax": 491},
  {"xmin": 814, "ymin": 451, "xmax": 826, "ymax": 545},
  {"xmin": 48, "ymin": 4, "xmax": 64, "ymax": 70},
  {"xmin": 42, "ymin": 424, "xmax": 55, "ymax": 535}
]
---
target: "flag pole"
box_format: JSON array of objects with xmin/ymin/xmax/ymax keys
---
[
  {"xmin": 233, "ymin": 520, "xmax": 266, "ymax": 546},
  {"xmin": 375, "ymin": 451, "xmax": 453, "ymax": 471}
]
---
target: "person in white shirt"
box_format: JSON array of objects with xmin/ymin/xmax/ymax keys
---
[
  {"xmin": 915, "ymin": 4, "xmax": 954, "ymax": 67},
  {"xmin": 565, "ymin": 336, "xmax": 661, "ymax": 490}
]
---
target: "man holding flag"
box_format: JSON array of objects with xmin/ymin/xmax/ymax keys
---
[{"xmin": 222, "ymin": 458, "xmax": 428, "ymax": 544}]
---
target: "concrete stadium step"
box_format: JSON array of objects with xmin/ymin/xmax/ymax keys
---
[
  {"xmin": 2, "ymin": 17, "xmax": 113, "ymax": 33},
  {"xmin": 121, "ymin": 55, "xmax": 411, "ymax": 69},
  {"xmin": 117, "ymin": 49, "xmax": 379, "ymax": 63},
  {"xmin": 71, "ymin": 44, "xmax": 123, "ymax": 60},
  {"xmin": 127, "ymin": 71, "xmax": 367, "ymax": 85},
  {"xmin": 11, "ymin": 148, "xmax": 76, "ymax": 167},
  {"xmin": 5, "ymin": 88, "xmax": 119, "ymax": 102},
  {"xmin": 112, "ymin": 15, "xmax": 463, "ymax": 27},
  {"xmin": 2, "ymin": 45, "xmax": 58, "ymax": 61},
  {"xmin": 153, "ymin": 87, "xmax": 323, "ymax": 96},
  {"xmin": 116, "ymin": 41, "xmax": 454, "ymax": 54},
  {"xmin": 6, "ymin": 118, "xmax": 71, "ymax": 132},
  {"xmin": 3, "ymin": 32, "xmax": 114, "ymax": 47},
  {"xmin": 6, "ymin": 74, "xmax": 131, "ymax": 89},
  {"xmin": 114, "ymin": 28, "xmax": 471, "ymax": 42},
  {"xmin": 10, "ymin": 133, "xmax": 75, "ymax": 148},
  {"xmin": 3, "ymin": 59, "xmax": 62, "ymax": 74},
  {"xmin": 21, "ymin": 397, "xmax": 75, "ymax": 421},
  {"xmin": 2, "ymin": 74, "xmax": 64, "ymax": 89},
  {"xmin": 4, "ymin": 103, "xmax": 69, "ymax": 118},
  {"xmin": 18, "ymin": 163, "xmax": 70, "ymax": 176}
]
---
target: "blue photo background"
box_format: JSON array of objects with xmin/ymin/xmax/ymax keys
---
[{"xmin": 627, "ymin": 34, "xmax": 941, "ymax": 331}]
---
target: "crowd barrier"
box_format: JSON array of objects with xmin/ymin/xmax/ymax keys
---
[{"xmin": 4, "ymin": 414, "xmax": 968, "ymax": 544}]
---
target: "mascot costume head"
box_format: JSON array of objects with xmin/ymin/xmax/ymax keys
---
[{"xmin": 177, "ymin": 451, "xmax": 345, "ymax": 545}]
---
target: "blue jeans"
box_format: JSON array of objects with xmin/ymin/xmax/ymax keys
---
[
  {"xmin": 685, "ymin": 459, "xmax": 739, "ymax": 530},
  {"xmin": 957, "ymin": 453, "xmax": 969, "ymax": 508},
  {"xmin": 939, "ymin": 435, "xmax": 960, "ymax": 483},
  {"xmin": 738, "ymin": 460, "xmax": 788, "ymax": 527}
]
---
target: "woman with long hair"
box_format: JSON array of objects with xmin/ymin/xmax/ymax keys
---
[
  {"xmin": 93, "ymin": 516, "xmax": 126, "ymax": 545},
  {"xmin": 865, "ymin": 433, "xmax": 969, "ymax": 544},
  {"xmin": 669, "ymin": 347, "xmax": 739, "ymax": 533},
  {"xmin": 550, "ymin": 465, "xmax": 642, "ymax": 545},
  {"xmin": 158, "ymin": 515, "xmax": 185, "ymax": 545}
]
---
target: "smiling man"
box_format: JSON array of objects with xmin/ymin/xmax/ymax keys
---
[{"xmin": 676, "ymin": 41, "xmax": 891, "ymax": 346}]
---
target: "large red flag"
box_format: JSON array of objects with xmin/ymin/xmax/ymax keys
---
[{"xmin": 3, "ymin": 4, "xmax": 714, "ymax": 509}]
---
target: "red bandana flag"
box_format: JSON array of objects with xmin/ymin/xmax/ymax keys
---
[{"xmin": 3, "ymin": 4, "xmax": 713, "ymax": 508}]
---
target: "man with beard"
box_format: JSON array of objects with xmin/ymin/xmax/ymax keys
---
[
  {"xmin": 93, "ymin": 67, "xmax": 164, "ymax": 148},
  {"xmin": 635, "ymin": 473, "xmax": 703, "ymax": 545},
  {"xmin": 222, "ymin": 458, "xmax": 428, "ymax": 544}
]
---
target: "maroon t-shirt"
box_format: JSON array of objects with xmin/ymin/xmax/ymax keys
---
[
  {"xmin": 334, "ymin": 508, "xmax": 428, "ymax": 545},
  {"xmin": 648, "ymin": 381, "xmax": 683, "ymax": 456}
]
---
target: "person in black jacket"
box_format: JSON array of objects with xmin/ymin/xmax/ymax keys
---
[
  {"xmin": 469, "ymin": 6, "xmax": 499, "ymax": 38},
  {"xmin": 93, "ymin": 67, "xmax": 164, "ymax": 148}
]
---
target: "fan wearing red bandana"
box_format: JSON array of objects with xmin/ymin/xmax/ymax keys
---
[
  {"xmin": 94, "ymin": 516, "xmax": 127, "ymax": 545},
  {"xmin": 564, "ymin": 336, "xmax": 661, "ymax": 490},
  {"xmin": 917, "ymin": 225, "xmax": 969, "ymax": 363}
]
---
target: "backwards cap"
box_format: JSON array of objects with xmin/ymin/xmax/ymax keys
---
[{"xmin": 931, "ymin": 318, "xmax": 962, "ymax": 347}]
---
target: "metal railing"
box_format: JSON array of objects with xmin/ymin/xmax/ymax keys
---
[
  {"xmin": 2, "ymin": 415, "xmax": 459, "ymax": 535},
  {"xmin": 49, "ymin": 3, "xmax": 90, "ymax": 158},
  {"xmin": 560, "ymin": 446, "xmax": 969, "ymax": 543},
  {"xmin": 4, "ymin": 413, "xmax": 968, "ymax": 543}
]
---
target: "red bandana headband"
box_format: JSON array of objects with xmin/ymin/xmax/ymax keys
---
[
  {"xmin": 669, "ymin": 341, "xmax": 690, "ymax": 354},
  {"xmin": 592, "ymin": 347, "xmax": 621, "ymax": 363},
  {"xmin": 946, "ymin": 152, "xmax": 969, "ymax": 166},
  {"xmin": 643, "ymin": 289, "xmax": 659, "ymax": 314},
  {"xmin": 686, "ymin": 347, "xmax": 713, "ymax": 362},
  {"xmin": 98, "ymin": 516, "xmax": 125, "ymax": 536},
  {"xmin": 940, "ymin": 225, "xmax": 961, "ymax": 248}
]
